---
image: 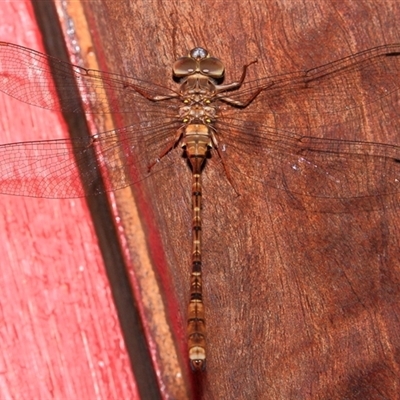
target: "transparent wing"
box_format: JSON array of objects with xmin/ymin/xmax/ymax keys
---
[
  {"xmin": 211, "ymin": 44, "xmax": 400, "ymax": 211},
  {"xmin": 2, "ymin": 41, "xmax": 400, "ymax": 210},
  {"xmin": 0, "ymin": 41, "xmax": 178, "ymax": 114},
  {"xmin": 219, "ymin": 44, "xmax": 400, "ymax": 121},
  {"xmin": 0, "ymin": 117, "xmax": 183, "ymax": 198},
  {"xmin": 215, "ymin": 116, "xmax": 400, "ymax": 212},
  {"xmin": 0, "ymin": 42, "xmax": 184, "ymax": 198}
]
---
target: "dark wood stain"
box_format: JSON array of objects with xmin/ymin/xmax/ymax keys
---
[{"xmin": 78, "ymin": 1, "xmax": 400, "ymax": 398}]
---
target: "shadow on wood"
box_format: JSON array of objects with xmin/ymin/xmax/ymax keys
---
[{"xmin": 69, "ymin": 0, "xmax": 400, "ymax": 398}]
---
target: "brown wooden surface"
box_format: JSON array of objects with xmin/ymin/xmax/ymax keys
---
[{"xmin": 69, "ymin": 1, "xmax": 400, "ymax": 399}]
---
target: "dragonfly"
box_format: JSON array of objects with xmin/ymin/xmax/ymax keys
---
[{"xmin": 1, "ymin": 42, "xmax": 400, "ymax": 370}]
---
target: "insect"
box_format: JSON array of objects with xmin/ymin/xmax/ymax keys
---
[{"xmin": 1, "ymin": 42, "xmax": 400, "ymax": 370}]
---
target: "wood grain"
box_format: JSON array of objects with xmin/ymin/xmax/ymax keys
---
[
  {"xmin": 0, "ymin": 1, "xmax": 139, "ymax": 399},
  {"xmin": 67, "ymin": 0, "xmax": 400, "ymax": 399}
]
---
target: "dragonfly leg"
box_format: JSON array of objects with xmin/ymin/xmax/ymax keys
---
[
  {"xmin": 214, "ymin": 58, "xmax": 258, "ymax": 93},
  {"xmin": 147, "ymin": 127, "xmax": 184, "ymax": 171},
  {"xmin": 207, "ymin": 126, "xmax": 239, "ymax": 194},
  {"xmin": 217, "ymin": 86, "xmax": 266, "ymax": 108},
  {"xmin": 213, "ymin": 58, "xmax": 268, "ymax": 108},
  {"xmin": 123, "ymin": 83, "xmax": 179, "ymax": 102},
  {"xmin": 214, "ymin": 144, "xmax": 241, "ymax": 196}
]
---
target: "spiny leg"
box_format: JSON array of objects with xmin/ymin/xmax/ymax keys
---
[
  {"xmin": 147, "ymin": 127, "xmax": 184, "ymax": 171},
  {"xmin": 214, "ymin": 58, "xmax": 267, "ymax": 107}
]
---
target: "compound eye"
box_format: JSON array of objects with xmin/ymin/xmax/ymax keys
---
[
  {"xmin": 173, "ymin": 48, "xmax": 225, "ymax": 78},
  {"xmin": 199, "ymin": 57, "xmax": 225, "ymax": 78},
  {"xmin": 173, "ymin": 58, "xmax": 197, "ymax": 77}
]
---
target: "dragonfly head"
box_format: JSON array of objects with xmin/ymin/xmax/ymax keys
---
[{"xmin": 173, "ymin": 47, "xmax": 225, "ymax": 80}]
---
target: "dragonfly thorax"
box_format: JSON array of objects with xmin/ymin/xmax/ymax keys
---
[
  {"xmin": 179, "ymin": 97, "xmax": 216, "ymax": 124},
  {"xmin": 179, "ymin": 75, "xmax": 218, "ymax": 124}
]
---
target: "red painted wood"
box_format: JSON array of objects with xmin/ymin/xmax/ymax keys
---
[{"xmin": 0, "ymin": 1, "xmax": 138, "ymax": 398}]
